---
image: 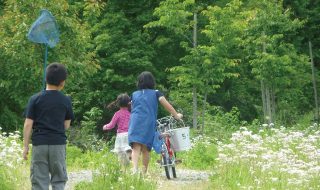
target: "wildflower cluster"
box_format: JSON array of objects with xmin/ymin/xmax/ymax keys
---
[
  {"xmin": 215, "ymin": 126, "xmax": 320, "ymax": 189},
  {"xmin": 190, "ymin": 135, "xmax": 213, "ymax": 148},
  {"xmin": 0, "ymin": 127, "xmax": 23, "ymax": 168}
]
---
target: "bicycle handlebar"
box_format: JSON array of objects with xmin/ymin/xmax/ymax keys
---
[{"xmin": 156, "ymin": 116, "xmax": 185, "ymax": 132}]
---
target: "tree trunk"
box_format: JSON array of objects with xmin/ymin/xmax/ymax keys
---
[
  {"xmin": 261, "ymin": 80, "xmax": 267, "ymax": 122},
  {"xmin": 261, "ymin": 32, "xmax": 269, "ymax": 123},
  {"xmin": 192, "ymin": 86, "xmax": 197, "ymax": 129},
  {"xmin": 260, "ymin": 31, "xmax": 274, "ymax": 124},
  {"xmin": 201, "ymin": 83, "xmax": 208, "ymax": 134},
  {"xmin": 271, "ymin": 85, "xmax": 276, "ymax": 123},
  {"xmin": 309, "ymin": 41, "xmax": 319, "ymax": 123},
  {"xmin": 265, "ymin": 85, "xmax": 272, "ymax": 123},
  {"xmin": 192, "ymin": 13, "xmax": 198, "ymax": 128}
]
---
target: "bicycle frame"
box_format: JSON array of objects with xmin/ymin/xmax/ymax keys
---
[{"xmin": 161, "ymin": 132, "xmax": 175, "ymax": 167}]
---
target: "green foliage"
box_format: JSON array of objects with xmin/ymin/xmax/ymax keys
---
[
  {"xmin": 68, "ymin": 107, "xmax": 105, "ymax": 152},
  {"xmin": 0, "ymin": 0, "xmax": 319, "ymax": 138},
  {"xmin": 179, "ymin": 135, "xmax": 217, "ymax": 170},
  {"xmin": 0, "ymin": 106, "xmax": 22, "ymax": 131},
  {"xmin": 0, "ymin": 167, "xmax": 13, "ymax": 190},
  {"xmin": 81, "ymin": 107, "xmax": 103, "ymax": 133},
  {"xmin": 75, "ymin": 171, "xmax": 156, "ymax": 190},
  {"xmin": 71, "ymin": 146, "xmax": 156, "ymax": 190},
  {"xmin": 244, "ymin": 0, "xmax": 310, "ymax": 124},
  {"xmin": 202, "ymin": 106, "xmax": 244, "ymax": 140},
  {"xmin": 0, "ymin": 0, "xmax": 98, "ymax": 130},
  {"xmin": 145, "ymin": 0, "xmax": 195, "ymax": 35},
  {"xmin": 67, "ymin": 145, "xmax": 113, "ymax": 169},
  {"xmin": 283, "ymin": 0, "xmax": 320, "ymax": 62}
]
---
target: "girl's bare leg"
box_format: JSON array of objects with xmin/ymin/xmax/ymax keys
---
[
  {"xmin": 131, "ymin": 143, "xmax": 141, "ymax": 173},
  {"xmin": 141, "ymin": 145, "xmax": 150, "ymax": 174}
]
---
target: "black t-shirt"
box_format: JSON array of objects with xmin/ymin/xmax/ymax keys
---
[{"xmin": 25, "ymin": 90, "xmax": 74, "ymax": 145}]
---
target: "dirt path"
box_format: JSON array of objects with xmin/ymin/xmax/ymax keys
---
[
  {"xmin": 65, "ymin": 170, "xmax": 93, "ymax": 190},
  {"xmin": 65, "ymin": 169, "xmax": 211, "ymax": 190},
  {"xmin": 155, "ymin": 169, "xmax": 211, "ymax": 190}
]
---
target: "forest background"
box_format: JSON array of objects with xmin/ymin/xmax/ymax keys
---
[{"xmin": 0, "ymin": 0, "xmax": 319, "ymax": 140}]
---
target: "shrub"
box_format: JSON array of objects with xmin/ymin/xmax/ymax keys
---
[
  {"xmin": 68, "ymin": 107, "xmax": 105, "ymax": 152},
  {"xmin": 178, "ymin": 135, "xmax": 217, "ymax": 170}
]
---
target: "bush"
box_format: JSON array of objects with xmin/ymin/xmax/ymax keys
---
[
  {"xmin": 178, "ymin": 135, "xmax": 217, "ymax": 170},
  {"xmin": 68, "ymin": 107, "xmax": 106, "ymax": 152},
  {"xmin": 201, "ymin": 106, "xmax": 244, "ymax": 141}
]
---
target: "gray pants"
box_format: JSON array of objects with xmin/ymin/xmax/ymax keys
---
[{"xmin": 31, "ymin": 145, "xmax": 68, "ymax": 190}]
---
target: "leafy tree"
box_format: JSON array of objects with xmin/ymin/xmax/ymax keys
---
[
  {"xmin": 83, "ymin": 0, "xmax": 162, "ymax": 128},
  {"xmin": 0, "ymin": 0, "xmax": 97, "ymax": 130},
  {"xmin": 283, "ymin": 0, "xmax": 320, "ymax": 122},
  {"xmin": 145, "ymin": 0, "xmax": 205, "ymax": 128},
  {"xmin": 196, "ymin": 0, "xmax": 248, "ymax": 131},
  {"xmin": 244, "ymin": 0, "xmax": 310, "ymax": 124}
]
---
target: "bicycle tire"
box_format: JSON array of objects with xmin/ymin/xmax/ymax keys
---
[
  {"xmin": 169, "ymin": 150, "xmax": 177, "ymax": 178},
  {"xmin": 172, "ymin": 152, "xmax": 177, "ymax": 178},
  {"xmin": 162, "ymin": 154, "xmax": 171, "ymax": 179}
]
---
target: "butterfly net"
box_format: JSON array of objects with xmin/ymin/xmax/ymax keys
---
[{"xmin": 27, "ymin": 9, "xmax": 59, "ymax": 48}]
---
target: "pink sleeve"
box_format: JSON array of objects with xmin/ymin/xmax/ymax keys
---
[{"xmin": 103, "ymin": 112, "xmax": 119, "ymax": 130}]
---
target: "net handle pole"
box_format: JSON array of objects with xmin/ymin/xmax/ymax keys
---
[{"xmin": 42, "ymin": 44, "xmax": 48, "ymax": 90}]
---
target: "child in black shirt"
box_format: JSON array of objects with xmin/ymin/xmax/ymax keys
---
[{"xmin": 23, "ymin": 62, "xmax": 74, "ymax": 190}]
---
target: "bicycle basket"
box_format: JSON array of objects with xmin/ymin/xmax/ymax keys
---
[{"xmin": 169, "ymin": 127, "xmax": 191, "ymax": 152}]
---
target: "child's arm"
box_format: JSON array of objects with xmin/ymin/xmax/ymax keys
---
[
  {"xmin": 23, "ymin": 118, "xmax": 33, "ymax": 160},
  {"xmin": 159, "ymin": 97, "xmax": 183, "ymax": 120},
  {"xmin": 64, "ymin": 120, "xmax": 71, "ymax": 129},
  {"xmin": 103, "ymin": 112, "xmax": 119, "ymax": 130}
]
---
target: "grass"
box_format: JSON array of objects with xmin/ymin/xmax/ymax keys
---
[
  {"xmin": 2, "ymin": 124, "xmax": 320, "ymax": 190},
  {"xmin": 210, "ymin": 126, "xmax": 320, "ymax": 190}
]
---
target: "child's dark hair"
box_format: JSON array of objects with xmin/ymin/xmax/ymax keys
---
[
  {"xmin": 137, "ymin": 71, "xmax": 155, "ymax": 89},
  {"xmin": 46, "ymin": 62, "xmax": 67, "ymax": 86},
  {"xmin": 107, "ymin": 93, "xmax": 131, "ymax": 110}
]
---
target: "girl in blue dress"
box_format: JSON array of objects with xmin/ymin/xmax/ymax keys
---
[{"xmin": 128, "ymin": 71, "xmax": 183, "ymax": 174}]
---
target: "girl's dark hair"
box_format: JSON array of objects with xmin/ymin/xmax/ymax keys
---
[
  {"xmin": 137, "ymin": 71, "xmax": 155, "ymax": 89},
  {"xmin": 46, "ymin": 62, "xmax": 67, "ymax": 86},
  {"xmin": 107, "ymin": 93, "xmax": 131, "ymax": 110}
]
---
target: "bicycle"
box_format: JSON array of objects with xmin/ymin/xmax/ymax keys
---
[{"xmin": 156, "ymin": 116, "xmax": 186, "ymax": 179}]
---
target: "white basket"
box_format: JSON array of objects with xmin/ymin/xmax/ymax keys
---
[{"xmin": 169, "ymin": 127, "xmax": 191, "ymax": 152}]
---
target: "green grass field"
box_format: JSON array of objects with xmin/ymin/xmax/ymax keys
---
[{"xmin": 1, "ymin": 125, "xmax": 320, "ymax": 190}]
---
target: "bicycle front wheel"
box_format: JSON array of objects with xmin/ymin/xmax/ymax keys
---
[
  {"xmin": 162, "ymin": 151, "xmax": 177, "ymax": 179},
  {"xmin": 172, "ymin": 159, "xmax": 176, "ymax": 178},
  {"xmin": 162, "ymin": 154, "xmax": 171, "ymax": 179}
]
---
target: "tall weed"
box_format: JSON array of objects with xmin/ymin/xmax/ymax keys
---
[
  {"xmin": 74, "ymin": 147, "xmax": 156, "ymax": 190},
  {"xmin": 178, "ymin": 135, "xmax": 217, "ymax": 170}
]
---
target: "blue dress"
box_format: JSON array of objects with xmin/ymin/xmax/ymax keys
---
[{"xmin": 128, "ymin": 89, "xmax": 163, "ymax": 150}]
